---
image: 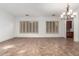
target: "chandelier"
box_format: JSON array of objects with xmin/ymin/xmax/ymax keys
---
[{"xmin": 61, "ymin": 4, "xmax": 77, "ymax": 20}]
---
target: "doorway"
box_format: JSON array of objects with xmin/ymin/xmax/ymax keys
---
[{"xmin": 66, "ymin": 21, "xmax": 74, "ymax": 40}]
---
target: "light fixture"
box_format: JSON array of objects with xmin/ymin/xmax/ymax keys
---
[
  {"xmin": 52, "ymin": 14, "xmax": 56, "ymax": 16},
  {"xmin": 25, "ymin": 14, "xmax": 29, "ymax": 16},
  {"xmin": 61, "ymin": 3, "xmax": 77, "ymax": 20}
]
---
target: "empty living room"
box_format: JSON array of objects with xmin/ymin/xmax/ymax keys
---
[{"xmin": 0, "ymin": 2, "xmax": 79, "ymax": 56}]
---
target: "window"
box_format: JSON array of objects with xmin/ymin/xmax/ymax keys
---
[
  {"xmin": 20, "ymin": 21, "xmax": 38, "ymax": 33},
  {"xmin": 46, "ymin": 21, "xmax": 59, "ymax": 33}
]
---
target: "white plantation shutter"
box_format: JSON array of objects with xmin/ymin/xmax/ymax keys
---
[
  {"xmin": 46, "ymin": 21, "xmax": 59, "ymax": 33},
  {"xmin": 20, "ymin": 21, "xmax": 38, "ymax": 33}
]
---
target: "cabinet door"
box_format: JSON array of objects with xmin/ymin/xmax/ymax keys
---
[
  {"xmin": 67, "ymin": 32, "xmax": 73, "ymax": 38},
  {"xmin": 66, "ymin": 21, "xmax": 72, "ymax": 32}
]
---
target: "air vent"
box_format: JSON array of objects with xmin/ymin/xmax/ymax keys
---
[
  {"xmin": 52, "ymin": 14, "xmax": 56, "ymax": 16},
  {"xmin": 25, "ymin": 14, "xmax": 29, "ymax": 16}
]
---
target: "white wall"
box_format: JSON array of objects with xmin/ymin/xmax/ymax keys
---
[
  {"xmin": 74, "ymin": 13, "xmax": 79, "ymax": 42},
  {"xmin": 0, "ymin": 10, "xmax": 15, "ymax": 42},
  {"xmin": 15, "ymin": 16, "xmax": 66, "ymax": 38}
]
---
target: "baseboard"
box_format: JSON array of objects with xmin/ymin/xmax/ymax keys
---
[
  {"xmin": 14, "ymin": 37, "xmax": 65, "ymax": 39},
  {"xmin": 0, "ymin": 37, "xmax": 15, "ymax": 43}
]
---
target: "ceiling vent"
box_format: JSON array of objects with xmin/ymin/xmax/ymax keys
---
[
  {"xmin": 52, "ymin": 14, "xmax": 56, "ymax": 16},
  {"xmin": 25, "ymin": 14, "xmax": 29, "ymax": 16}
]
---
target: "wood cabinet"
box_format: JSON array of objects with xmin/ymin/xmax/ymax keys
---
[
  {"xmin": 66, "ymin": 32, "xmax": 73, "ymax": 38},
  {"xmin": 66, "ymin": 21, "xmax": 74, "ymax": 38}
]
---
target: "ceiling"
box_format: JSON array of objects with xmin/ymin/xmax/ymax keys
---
[{"xmin": 0, "ymin": 3, "xmax": 79, "ymax": 17}]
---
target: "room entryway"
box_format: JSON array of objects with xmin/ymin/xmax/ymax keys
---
[{"xmin": 66, "ymin": 21, "xmax": 74, "ymax": 41}]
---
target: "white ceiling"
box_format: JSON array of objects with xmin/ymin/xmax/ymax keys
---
[{"xmin": 0, "ymin": 3, "xmax": 79, "ymax": 17}]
